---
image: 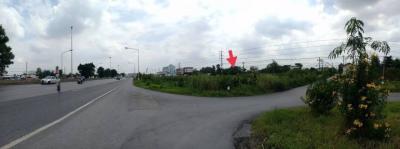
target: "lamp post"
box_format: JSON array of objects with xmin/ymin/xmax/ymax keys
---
[
  {"xmin": 70, "ymin": 26, "xmax": 73, "ymax": 75},
  {"xmin": 61, "ymin": 50, "xmax": 72, "ymax": 76},
  {"xmin": 124, "ymin": 47, "xmax": 140, "ymax": 76}
]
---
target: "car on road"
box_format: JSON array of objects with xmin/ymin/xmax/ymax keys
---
[
  {"xmin": 41, "ymin": 76, "xmax": 60, "ymax": 84},
  {"xmin": 77, "ymin": 76, "xmax": 86, "ymax": 84}
]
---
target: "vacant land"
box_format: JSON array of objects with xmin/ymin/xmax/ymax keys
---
[
  {"xmin": 251, "ymin": 102, "xmax": 400, "ymax": 149},
  {"xmin": 134, "ymin": 70, "xmax": 330, "ymax": 97}
]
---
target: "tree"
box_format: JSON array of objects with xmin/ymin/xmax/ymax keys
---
[
  {"xmin": 97, "ymin": 67, "xmax": 105, "ymax": 78},
  {"xmin": 0, "ymin": 25, "xmax": 15, "ymax": 76},
  {"xmin": 104, "ymin": 68, "xmax": 111, "ymax": 77},
  {"xmin": 200, "ymin": 66, "xmax": 216, "ymax": 74},
  {"xmin": 77, "ymin": 63, "xmax": 96, "ymax": 78},
  {"xmin": 41, "ymin": 70, "xmax": 53, "ymax": 78},
  {"xmin": 216, "ymin": 64, "xmax": 222, "ymax": 74},
  {"xmin": 36, "ymin": 68, "xmax": 42, "ymax": 78},
  {"xmin": 295, "ymin": 63, "xmax": 303, "ymax": 69},
  {"xmin": 110, "ymin": 69, "xmax": 118, "ymax": 77},
  {"xmin": 329, "ymin": 17, "xmax": 391, "ymax": 139},
  {"xmin": 249, "ymin": 66, "xmax": 258, "ymax": 72}
]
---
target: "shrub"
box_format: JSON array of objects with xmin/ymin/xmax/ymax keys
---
[
  {"xmin": 302, "ymin": 79, "xmax": 338, "ymax": 114},
  {"xmin": 335, "ymin": 60, "xmax": 391, "ymax": 140}
]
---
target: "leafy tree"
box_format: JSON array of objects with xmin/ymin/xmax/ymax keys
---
[
  {"xmin": 295, "ymin": 63, "xmax": 303, "ymax": 69},
  {"xmin": 249, "ymin": 66, "xmax": 258, "ymax": 72},
  {"xmin": 41, "ymin": 70, "xmax": 53, "ymax": 78},
  {"xmin": 36, "ymin": 68, "xmax": 42, "ymax": 78},
  {"xmin": 200, "ymin": 66, "xmax": 216, "ymax": 74},
  {"xmin": 104, "ymin": 68, "xmax": 111, "ymax": 77},
  {"xmin": 0, "ymin": 25, "xmax": 15, "ymax": 76},
  {"xmin": 97, "ymin": 67, "xmax": 105, "ymax": 78},
  {"xmin": 329, "ymin": 17, "xmax": 391, "ymax": 139},
  {"xmin": 110, "ymin": 69, "xmax": 118, "ymax": 77},
  {"xmin": 77, "ymin": 63, "xmax": 96, "ymax": 78},
  {"xmin": 222, "ymin": 66, "xmax": 243, "ymax": 75},
  {"xmin": 216, "ymin": 64, "xmax": 222, "ymax": 74}
]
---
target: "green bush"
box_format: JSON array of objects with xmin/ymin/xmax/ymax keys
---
[{"xmin": 302, "ymin": 79, "xmax": 338, "ymax": 114}]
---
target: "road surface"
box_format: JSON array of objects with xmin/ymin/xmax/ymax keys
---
[
  {"xmin": 0, "ymin": 79, "xmax": 118, "ymax": 102},
  {"xmin": 0, "ymin": 78, "xmax": 399, "ymax": 149}
]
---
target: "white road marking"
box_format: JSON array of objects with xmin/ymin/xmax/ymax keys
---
[{"xmin": 0, "ymin": 87, "xmax": 118, "ymax": 149}]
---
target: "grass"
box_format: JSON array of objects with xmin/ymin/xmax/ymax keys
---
[
  {"xmin": 251, "ymin": 102, "xmax": 400, "ymax": 149},
  {"xmin": 134, "ymin": 70, "xmax": 328, "ymax": 97},
  {"xmin": 385, "ymin": 81, "xmax": 400, "ymax": 92}
]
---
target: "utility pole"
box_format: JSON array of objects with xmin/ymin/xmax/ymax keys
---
[
  {"xmin": 70, "ymin": 26, "xmax": 73, "ymax": 75},
  {"xmin": 220, "ymin": 50, "xmax": 223, "ymax": 68},
  {"xmin": 25, "ymin": 62, "xmax": 28, "ymax": 76}
]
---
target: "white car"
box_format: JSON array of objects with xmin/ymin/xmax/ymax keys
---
[{"xmin": 41, "ymin": 76, "xmax": 60, "ymax": 84}]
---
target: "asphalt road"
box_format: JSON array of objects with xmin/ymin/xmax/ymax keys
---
[
  {"xmin": 1, "ymin": 78, "xmax": 399, "ymax": 149},
  {"xmin": 0, "ymin": 79, "xmax": 118, "ymax": 102}
]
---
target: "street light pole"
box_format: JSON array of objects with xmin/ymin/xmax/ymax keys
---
[
  {"xmin": 70, "ymin": 26, "xmax": 73, "ymax": 75},
  {"xmin": 124, "ymin": 47, "xmax": 140, "ymax": 75},
  {"xmin": 61, "ymin": 50, "xmax": 72, "ymax": 76}
]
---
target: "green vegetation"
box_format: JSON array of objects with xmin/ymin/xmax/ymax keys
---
[
  {"xmin": 385, "ymin": 81, "xmax": 400, "ymax": 92},
  {"xmin": 327, "ymin": 17, "xmax": 391, "ymax": 139},
  {"xmin": 0, "ymin": 25, "xmax": 15, "ymax": 76},
  {"xmin": 251, "ymin": 102, "xmax": 400, "ymax": 149},
  {"xmin": 301, "ymin": 79, "xmax": 339, "ymax": 114},
  {"xmin": 134, "ymin": 69, "xmax": 333, "ymax": 97}
]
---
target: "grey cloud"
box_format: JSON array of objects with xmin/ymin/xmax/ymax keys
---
[
  {"xmin": 237, "ymin": 35, "xmax": 265, "ymax": 55},
  {"xmin": 46, "ymin": 0, "xmax": 103, "ymax": 38},
  {"xmin": 255, "ymin": 17, "xmax": 312, "ymax": 39},
  {"xmin": 334, "ymin": 0, "xmax": 378, "ymax": 10}
]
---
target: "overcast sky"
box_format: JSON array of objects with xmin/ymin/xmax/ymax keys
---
[{"xmin": 1, "ymin": 0, "xmax": 400, "ymax": 74}]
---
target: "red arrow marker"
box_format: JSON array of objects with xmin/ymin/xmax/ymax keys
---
[{"xmin": 226, "ymin": 50, "xmax": 237, "ymax": 67}]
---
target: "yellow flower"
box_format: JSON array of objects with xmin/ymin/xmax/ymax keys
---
[
  {"xmin": 374, "ymin": 123, "xmax": 381, "ymax": 129},
  {"xmin": 359, "ymin": 104, "xmax": 368, "ymax": 109},
  {"xmin": 353, "ymin": 119, "xmax": 363, "ymax": 127},
  {"xmin": 347, "ymin": 104, "xmax": 353, "ymax": 110},
  {"xmin": 346, "ymin": 129, "xmax": 352, "ymax": 134},
  {"xmin": 361, "ymin": 96, "xmax": 367, "ymax": 101},
  {"xmin": 366, "ymin": 83, "xmax": 376, "ymax": 88}
]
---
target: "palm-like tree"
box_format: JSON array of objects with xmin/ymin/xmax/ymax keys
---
[{"xmin": 329, "ymin": 17, "xmax": 390, "ymax": 63}]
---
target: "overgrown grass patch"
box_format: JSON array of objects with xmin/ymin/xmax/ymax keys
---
[
  {"xmin": 385, "ymin": 81, "xmax": 400, "ymax": 92},
  {"xmin": 251, "ymin": 102, "xmax": 400, "ymax": 149},
  {"xmin": 134, "ymin": 70, "xmax": 330, "ymax": 97}
]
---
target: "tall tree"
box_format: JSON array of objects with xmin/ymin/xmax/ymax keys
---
[
  {"xmin": 110, "ymin": 69, "xmax": 118, "ymax": 77},
  {"xmin": 77, "ymin": 63, "xmax": 96, "ymax": 78},
  {"xmin": 97, "ymin": 67, "xmax": 105, "ymax": 78},
  {"xmin": 294, "ymin": 63, "xmax": 303, "ymax": 69},
  {"xmin": 36, "ymin": 68, "xmax": 42, "ymax": 78},
  {"xmin": 329, "ymin": 17, "xmax": 391, "ymax": 139},
  {"xmin": 0, "ymin": 25, "xmax": 15, "ymax": 76}
]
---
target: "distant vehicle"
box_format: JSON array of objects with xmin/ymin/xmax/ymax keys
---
[
  {"xmin": 41, "ymin": 76, "xmax": 60, "ymax": 84},
  {"xmin": 77, "ymin": 76, "xmax": 86, "ymax": 84},
  {"xmin": 115, "ymin": 76, "xmax": 122, "ymax": 80}
]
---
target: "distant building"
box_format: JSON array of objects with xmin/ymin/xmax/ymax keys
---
[
  {"xmin": 176, "ymin": 67, "xmax": 194, "ymax": 75},
  {"xmin": 162, "ymin": 64, "xmax": 176, "ymax": 76}
]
